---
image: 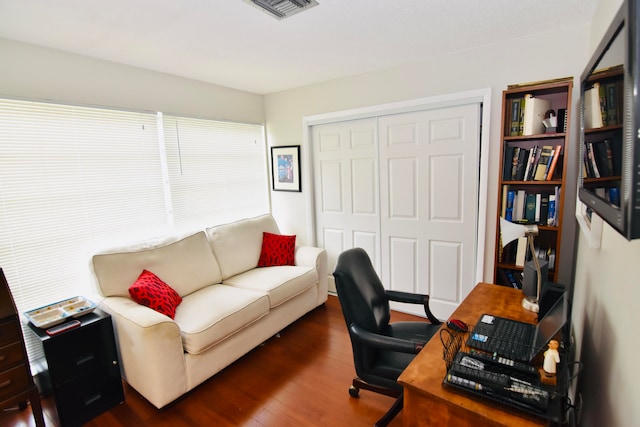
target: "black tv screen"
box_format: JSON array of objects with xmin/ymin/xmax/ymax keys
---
[{"xmin": 579, "ymin": 0, "xmax": 640, "ymax": 240}]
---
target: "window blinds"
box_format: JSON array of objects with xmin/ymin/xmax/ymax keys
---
[
  {"xmin": 162, "ymin": 115, "xmax": 269, "ymax": 233},
  {"xmin": 0, "ymin": 98, "xmax": 269, "ymax": 362}
]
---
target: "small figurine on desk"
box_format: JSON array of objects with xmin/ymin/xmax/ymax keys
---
[{"xmin": 540, "ymin": 339, "xmax": 560, "ymax": 385}]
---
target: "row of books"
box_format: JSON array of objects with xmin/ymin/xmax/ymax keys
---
[
  {"xmin": 503, "ymin": 144, "xmax": 562, "ymax": 182},
  {"xmin": 582, "ymin": 138, "xmax": 622, "ymax": 178},
  {"xmin": 501, "ymin": 186, "xmax": 560, "ymax": 226},
  {"xmin": 584, "ymin": 80, "xmax": 623, "ymax": 129},
  {"xmin": 499, "ymin": 237, "xmax": 557, "ymax": 268},
  {"xmin": 509, "ymin": 95, "xmax": 567, "ymax": 136}
]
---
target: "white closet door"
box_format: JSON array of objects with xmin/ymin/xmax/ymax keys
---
[
  {"xmin": 378, "ymin": 103, "xmax": 481, "ymax": 319},
  {"xmin": 312, "ymin": 118, "xmax": 381, "ymax": 279}
]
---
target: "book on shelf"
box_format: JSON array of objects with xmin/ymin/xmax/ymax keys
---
[
  {"xmin": 524, "ymin": 193, "xmax": 537, "ymax": 223},
  {"xmin": 539, "ymin": 193, "xmax": 550, "ymax": 225},
  {"xmin": 510, "ymin": 98, "xmax": 523, "ymax": 136},
  {"xmin": 497, "ymin": 268, "xmax": 522, "ymax": 289},
  {"xmin": 605, "ymin": 81, "xmax": 620, "ymax": 126},
  {"xmin": 523, "ymin": 146, "xmax": 539, "ymax": 181},
  {"xmin": 556, "ymin": 108, "xmax": 567, "ymax": 133},
  {"xmin": 514, "ymin": 190, "xmax": 526, "ymax": 222},
  {"xmin": 505, "ymin": 145, "xmax": 515, "ymax": 180},
  {"xmin": 505, "ymin": 190, "xmax": 515, "ymax": 221},
  {"xmin": 534, "ymin": 145, "xmax": 554, "ymax": 181},
  {"xmin": 547, "ymin": 194, "xmax": 557, "ymax": 226},
  {"xmin": 545, "ymin": 144, "xmax": 562, "ymax": 180},
  {"xmin": 515, "ymin": 148, "xmax": 528, "ymax": 180},
  {"xmin": 584, "ymin": 82, "xmax": 604, "ymax": 129},
  {"xmin": 585, "ymin": 142, "xmax": 601, "ymax": 178},
  {"xmin": 522, "ymin": 94, "xmax": 551, "ymax": 136},
  {"xmin": 547, "ymin": 248, "xmax": 556, "ymax": 269},
  {"xmin": 592, "ymin": 140, "xmax": 612, "ymax": 176},
  {"xmin": 609, "ymin": 187, "xmax": 620, "ymax": 207},
  {"xmin": 515, "ymin": 236, "xmax": 528, "ymax": 267}
]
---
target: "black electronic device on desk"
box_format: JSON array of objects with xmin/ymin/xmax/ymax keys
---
[
  {"xmin": 440, "ymin": 308, "xmax": 571, "ymax": 423},
  {"xmin": 443, "ymin": 349, "xmax": 569, "ymax": 422},
  {"xmin": 466, "ymin": 292, "xmax": 567, "ymax": 363}
]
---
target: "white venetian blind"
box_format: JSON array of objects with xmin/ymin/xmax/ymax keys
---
[
  {"xmin": 0, "ymin": 98, "xmax": 167, "ymax": 317},
  {"xmin": 162, "ymin": 114, "xmax": 269, "ymax": 232}
]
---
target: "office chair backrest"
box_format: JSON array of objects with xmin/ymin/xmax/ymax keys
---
[{"xmin": 334, "ymin": 248, "xmax": 391, "ymax": 335}]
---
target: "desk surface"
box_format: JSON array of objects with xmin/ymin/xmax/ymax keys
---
[{"xmin": 398, "ymin": 282, "xmax": 547, "ymax": 427}]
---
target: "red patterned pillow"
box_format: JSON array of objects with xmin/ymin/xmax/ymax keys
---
[
  {"xmin": 128, "ymin": 270, "xmax": 182, "ymax": 319},
  {"xmin": 258, "ymin": 232, "xmax": 296, "ymax": 267}
]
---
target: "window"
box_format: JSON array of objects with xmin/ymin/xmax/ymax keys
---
[
  {"xmin": 162, "ymin": 114, "xmax": 269, "ymax": 232},
  {"xmin": 0, "ymin": 99, "xmax": 268, "ymax": 360}
]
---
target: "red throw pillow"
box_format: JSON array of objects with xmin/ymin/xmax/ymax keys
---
[
  {"xmin": 128, "ymin": 270, "xmax": 182, "ymax": 319},
  {"xmin": 258, "ymin": 232, "xmax": 296, "ymax": 267}
]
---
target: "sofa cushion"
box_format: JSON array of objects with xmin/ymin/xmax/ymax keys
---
[
  {"xmin": 128, "ymin": 270, "xmax": 182, "ymax": 319},
  {"xmin": 174, "ymin": 284, "xmax": 270, "ymax": 355},
  {"xmin": 258, "ymin": 232, "xmax": 296, "ymax": 267},
  {"xmin": 222, "ymin": 266, "xmax": 317, "ymax": 308},
  {"xmin": 206, "ymin": 214, "xmax": 280, "ymax": 280},
  {"xmin": 92, "ymin": 231, "xmax": 222, "ymax": 298}
]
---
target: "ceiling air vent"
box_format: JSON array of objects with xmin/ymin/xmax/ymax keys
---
[{"xmin": 243, "ymin": 0, "xmax": 319, "ymax": 20}]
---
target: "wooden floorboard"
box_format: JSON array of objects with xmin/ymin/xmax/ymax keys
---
[{"xmin": 2, "ymin": 295, "xmax": 427, "ymax": 427}]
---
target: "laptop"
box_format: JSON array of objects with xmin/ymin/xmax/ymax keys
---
[{"xmin": 465, "ymin": 292, "xmax": 567, "ymax": 362}]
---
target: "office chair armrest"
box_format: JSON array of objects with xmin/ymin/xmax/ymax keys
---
[
  {"xmin": 385, "ymin": 290, "xmax": 442, "ymax": 325},
  {"xmin": 349, "ymin": 323, "xmax": 424, "ymax": 354}
]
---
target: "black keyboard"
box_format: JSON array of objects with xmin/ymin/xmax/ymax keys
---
[{"xmin": 468, "ymin": 317, "xmax": 534, "ymax": 360}]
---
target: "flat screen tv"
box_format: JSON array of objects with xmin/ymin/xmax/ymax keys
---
[{"xmin": 579, "ymin": 0, "xmax": 640, "ymax": 240}]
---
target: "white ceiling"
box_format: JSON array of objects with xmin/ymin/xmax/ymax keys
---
[{"xmin": 0, "ymin": 0, "xmax": 597, "ymax": 95}]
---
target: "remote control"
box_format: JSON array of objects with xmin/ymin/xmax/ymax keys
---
[
  {"xmin": 46, "ymin": 319, "xmax": 81, "ymax": 336},
  {"xmin": 468, "ymin": 350, "xmax": 537, "ymax": 376}
]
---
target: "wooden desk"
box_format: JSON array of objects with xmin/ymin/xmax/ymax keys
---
[{"xmin": 398, "ymin": 283, "xmax": 547, "ymax": 427}]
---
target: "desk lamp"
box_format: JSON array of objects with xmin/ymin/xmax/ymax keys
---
[{"xmin": 499, "ymin": 217, "xmax": 541, "ymax": 312}]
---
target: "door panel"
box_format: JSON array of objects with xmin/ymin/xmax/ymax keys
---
[
  {"xmin": 313, "ymin": 118, "xmax": 380, "ymax": 279},
  {"xmin": 379, "ymin": 104, "xmax": 480, "ymax": 319}
]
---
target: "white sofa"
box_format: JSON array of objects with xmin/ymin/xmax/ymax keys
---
[{"xmin": 90, "ymin": 214, "xmax": 328, "ymax": 409}]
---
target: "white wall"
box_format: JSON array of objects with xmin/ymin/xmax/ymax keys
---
[
  {"xmin": 570, "ymin": 1, "xmax": 640, "ymax": 426},
  {"xmin": 0, "ymin": 38, "xmax": 264, "ymax": 124},
  {"xmin": 263, "ymin": 24, "xmax": 589, "ymax": 286}
]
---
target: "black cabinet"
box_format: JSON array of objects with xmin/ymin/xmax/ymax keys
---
[{"xmin": 27, "ymin": 309, "xmax": 124, "ymax": 426}]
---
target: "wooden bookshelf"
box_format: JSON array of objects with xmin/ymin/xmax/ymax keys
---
[{"xmin": 494, "ymin": 78, "xmax": 573, "ymax": 288}]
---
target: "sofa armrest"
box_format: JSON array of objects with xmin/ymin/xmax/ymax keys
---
[
  {"xmin": 100, "ymin": 296, "xmax": 188, "ymax": 408},
  {"xmin": 295, "ymin": 246, "xmax": 328, "ymax": 305}
]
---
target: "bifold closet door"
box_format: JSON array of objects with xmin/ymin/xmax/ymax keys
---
[
  {"xmin": 378, "ymin": 103, "xmax": 480, "ymax": 319},
  {"xmin": 312, "ymin": 103, "xmax": 480, "ymax": 318}
]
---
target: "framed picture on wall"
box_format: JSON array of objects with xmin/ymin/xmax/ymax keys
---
[{"xmin": 271, "ymin": 145, "xmax": 301, "ymax": 192}]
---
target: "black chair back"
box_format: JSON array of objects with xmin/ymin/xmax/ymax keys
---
[{"xmin": 334, "ymin": 248, "xmax": 394, "ymax": 382}]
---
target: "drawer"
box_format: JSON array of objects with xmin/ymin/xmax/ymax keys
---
[
  {"xmin": 55, "ymin": 371, "xmax": 124, "ymax": 427},
  {"xmin": 0, "ymin": 319, "xmax": 21, "ymax": 347},
  {"xmin": 44, "ymin": 320, "xmax": 117, "ymax": 384},
  {"xmin": 0, "ymin": 341, "xmax": 23, "ymax": 371},
  {"xmin": 0, "ymin": 363, "xmax": 30, "ymax": 401}
]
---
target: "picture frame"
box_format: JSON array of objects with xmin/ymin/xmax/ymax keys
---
[{"xmin": 271, "ymin": 145, "xmax": 301, "ymax": 192}]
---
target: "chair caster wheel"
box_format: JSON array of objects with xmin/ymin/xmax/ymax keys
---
[{"xmin": 349, "ymin": 385, "xmax": 360, "ymax": 398}]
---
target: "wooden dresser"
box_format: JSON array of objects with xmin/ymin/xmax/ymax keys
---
[{"xmin": 0, "ymin": 267, "xmax": 45, "ymax": 426}]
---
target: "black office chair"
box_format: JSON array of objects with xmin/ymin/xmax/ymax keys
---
[{"xmin": 333, "ymin": 247, "xmax": 442, "ymax": 427}]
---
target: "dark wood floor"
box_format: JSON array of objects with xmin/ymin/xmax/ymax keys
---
[{"xmin": 2, "ymin": 295, "xmax": 425, "ymax": 427}]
